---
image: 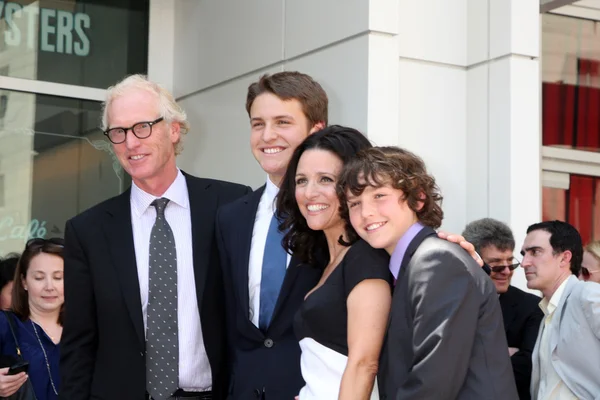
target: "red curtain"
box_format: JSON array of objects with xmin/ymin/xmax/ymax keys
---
[
  {"xmin": 542, "ymin": 58, "xmax": 600, "ymax": 151},
  {"xmin": 542, "ymin": 177, "xmax": 597, "ymax": 243},
  {"xmin": 568, "ymin": 175, "xmax": 596, "ymax": 244}
]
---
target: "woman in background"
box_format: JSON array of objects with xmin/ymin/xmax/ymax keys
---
[
  {"xmin": 580, "ymin": 240, "xmax": 600, "ymax": 283},
  {"xmin": 0, "ymin": 238, "xmax": 64, "ymax": 400}
]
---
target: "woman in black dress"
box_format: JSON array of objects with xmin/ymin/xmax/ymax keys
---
[{"xmin": 277, "ymin": 125, "xmax": 392, "ymax": 400}]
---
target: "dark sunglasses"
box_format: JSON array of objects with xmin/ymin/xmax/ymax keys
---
[
  {"xmin": 489, "ymin": 263, "xmax": 520, "ymax": 274},
  {"xmin": 25, "ymin": 237, "xmax": 65, "ymax": 248}
]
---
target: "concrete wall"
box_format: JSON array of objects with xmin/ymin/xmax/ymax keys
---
[{"xmin": 148, "ymin": 0, "xmax": 542, "ymax": 292}]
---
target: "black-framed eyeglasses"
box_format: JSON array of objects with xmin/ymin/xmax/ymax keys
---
[
  {"xmin": 489, "ymin": 262, "xmax": 520, "ymax": 274},
  {"xmin": 26, "ymin": 237, "xmax": 65, "ymax": 249},
  {"xmin": 103, "ymin": 117, "xmax": 164, "ymax": 144}
]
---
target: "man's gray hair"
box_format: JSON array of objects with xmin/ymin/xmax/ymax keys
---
[
  {"xmin": 462, "ymin": 218, "xmax": 515, "ymax": 253},
  {"xmin": 102, "ymin": 74, "xmax": 190, "ymax": 155}
]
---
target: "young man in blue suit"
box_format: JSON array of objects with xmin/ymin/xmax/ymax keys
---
[{"xmin": 216, "ymin": 72, "xmax": 328, "ymax": 399}]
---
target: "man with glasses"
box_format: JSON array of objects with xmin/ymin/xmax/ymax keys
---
[
  {"xmin": 463, "ymin": 218, "xmax": 543, "ymax": 400},
  {"xmin": 59, "ymin": 75, "xmax": 251, "ymax": 400}
]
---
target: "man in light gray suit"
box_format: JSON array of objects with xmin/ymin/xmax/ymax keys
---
[
  {"xmin": 521, "ymin": 220, "xmax": 600, "ymax": 400},
  {"xmin": 340, "ymin": 146, "xmax": 518, "ymax": 400}
]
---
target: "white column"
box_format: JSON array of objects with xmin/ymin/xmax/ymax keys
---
[
  {"xmin": 366, "ymin": 0, "xmax": 399, "ymax": 147},
  {"xmin": 394, "ymin": 0, "xmax": 469, "ymax": 233},
  {"xmin": 147, "ymin": 0, "xmax": 176, "ymax": 92},
  {"xmin": 467, "ymin": 0, "xmax": 540, "ymax": 292},
  {"xmin": 165, "ymin": 0, "xmax": 375, "ymax": 188}
]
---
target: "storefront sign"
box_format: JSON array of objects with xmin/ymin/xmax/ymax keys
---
[
  {"xmin": 0, "ymin": 217, "xmax": 47, "ymax": 240},
  {"xmin": 0, "ymin": 2, "xmax": 91, "ymax": 56}
]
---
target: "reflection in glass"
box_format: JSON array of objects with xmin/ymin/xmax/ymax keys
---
[
  {"xmin": 542, "ymin": 175, "xmax": 600, "ymax": 244},
  {"xmin": 542, "ymin": 13, "xmax": 600, "ymax": 152},
  {"xmin": 0, "ymin": 90, "xmax": 123, "ymax": 256},
  {"xmin": 0, "ymin": 0, "xmax": 148, "ymax": 88}
]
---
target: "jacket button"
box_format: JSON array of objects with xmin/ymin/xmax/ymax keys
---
[{"xmin": 264, "ymin": 338, "xmax": 274, "ymax": 348}]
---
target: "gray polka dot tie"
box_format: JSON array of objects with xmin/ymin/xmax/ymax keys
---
[{"xmin": 146, "ymin": 198, "xmax": 179, "ymax": 400}]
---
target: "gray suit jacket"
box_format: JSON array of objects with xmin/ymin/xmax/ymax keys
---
[
  {"xmin": 530, "ymin": 275, "xmax": 600, "ymax": 400},
  {"xmin": 379, "ymin": 227, "xmax": 518, "ymax": 400}
]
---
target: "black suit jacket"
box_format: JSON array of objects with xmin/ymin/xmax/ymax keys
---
[
  {"xmin": 379, "ymin": 227, "xmax": 518, "ymax": 400},
  {"xmin": 216, "ymin": 186, "xmax": 322, "ymax": 400},
  {"xmin": 59, "ymin": 173, "xmax": 251, "ymax": 400},
  {"xmin": 499, "ymin": 285, "xmax": 543, "ymax": 400}
]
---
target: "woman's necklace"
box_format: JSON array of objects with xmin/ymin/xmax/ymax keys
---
[{"xmin": 31, "ymin": 320, "xmax": 59, "ymax": 396}]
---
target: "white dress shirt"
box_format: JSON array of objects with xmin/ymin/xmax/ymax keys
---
[
  {"xmin": 130, "ymin": 170, "xmax": 212, "ymax": 391},
  {"xmin": 248, "ymin": 177, "xmax": 292, "ymax": 327},
  {"xmin": 537, "ymin": 278, "xmax": 577, "ymax": 400}
]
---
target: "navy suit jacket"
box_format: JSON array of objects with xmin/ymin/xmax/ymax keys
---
[
  {"xmin": 216, "ymin": 186, "xmax": 321, "ymax": 400},
  {"xmin": 60, "ymin": 173, "xmax": 250, "ymax": 400},
  {"xmin": 499, "ymin": 285, "xmax": 543, "ymax": 400}
]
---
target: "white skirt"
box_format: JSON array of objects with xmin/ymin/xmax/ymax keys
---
[{"xmin": 297, "ymin": 337, "xmax": 379, "ymax": 400}]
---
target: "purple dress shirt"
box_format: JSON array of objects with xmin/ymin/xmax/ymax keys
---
[{"xmin": 389, "ymin": 222, "xmax": 425, "ymax": 284}]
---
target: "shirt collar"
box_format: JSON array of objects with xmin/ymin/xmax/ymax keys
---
[
  {"xmin": 264, "ymin": 176, "xmax": 280, "ymax": 213},
  {"xmin": 130, "ymin": 169, "xmax": 189, "ymax": 217},
  {"xmin": 539, "ymin": 276, "xmax": 571, "ymax": 316},
  {"xmin": 389, "ymin": 222, "xmax": 425, "ymax": 279}
]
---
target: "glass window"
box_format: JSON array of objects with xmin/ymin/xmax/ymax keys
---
[
  {"xmin": 542, "ymin": 174, "xmax": 600, "ymax": 244},
  {"xmin": 0, "ymin": 0, "xmax": 149, "ymax": 88},
  {"xmin": 542, "ymin": 13, "xmax": 600, "ymax": 152},
  {"xmin": 0, "ymin": 90, "xmax": 125, "ymax": 256}
]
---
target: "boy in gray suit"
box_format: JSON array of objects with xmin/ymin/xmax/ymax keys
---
[{"xmin": 338, "ymin": 146, "xmax": 518, "ymax": 400}]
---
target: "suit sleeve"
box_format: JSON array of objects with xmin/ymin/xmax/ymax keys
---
[
  {"xmin": 510, "ymin": 304, "xmax": 543, "ymax": 397},
  {"xmin": 395, "ymin": 249, "xmax": 480, "ymax": 400},
  {"xmin": 59, "ymin": 219, "xmax": 98, "ymax": 400},
  {"xmin": 215, "ymin": 207, "xmax": 236, "ymax": 366}
]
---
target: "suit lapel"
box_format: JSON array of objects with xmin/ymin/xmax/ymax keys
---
[
  {"xmin": 237, "ymin": 187, "xmax": 264, "ymax": 321},
  {"xmin": 549, "ymin": 276, "xmax": 577, "ymax": 355},
  {"xmin": 499, "ymin": 286, "xmax": 519, "ymax": 331},
  {"xmin": 269, "ymin": 255, "xmax": 304, "ymax": 333},
  {"xmin": 104, "ymin": 189, "xmax": 145, "ymax": 348},
  {"xmin": 394, "ymin": 226, "xmax": 437, "ymax": 288},
  {"xmin": 388, "ymin": 226, "xmax": 437, "ymax": 331},
  {"xmin": 186, "ymin": 174, "xmax": 218, "ymax": 314}
]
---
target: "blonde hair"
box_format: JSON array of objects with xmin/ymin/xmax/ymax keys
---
[
  {"xmin": 585, "ymin": 240, "xmax": 600, "ymax": 262},
  {"xmin": 102, "ymin": 74, "xmax": 190, "ymax": 155}
]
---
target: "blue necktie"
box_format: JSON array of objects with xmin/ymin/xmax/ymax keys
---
[{"xmin": 259, "ymin": 214, "xmax": 287, "ymax": 331}]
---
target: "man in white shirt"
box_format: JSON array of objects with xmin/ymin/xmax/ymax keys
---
[
  {"xmin": 60, "ymin": 75, "xmax": 250, "ymax": 400},
  {"xmin": 521, "ymin": 220, "xmax": 600, "ymax": 400},
  {"xmin": 216, "ymin": 71, "xmax": 328, "ymax": 400}
]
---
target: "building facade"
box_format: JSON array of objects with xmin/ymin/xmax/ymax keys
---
[{"xmin": 1, "ymin": 0, "xmax": 598, "ymax": 292}]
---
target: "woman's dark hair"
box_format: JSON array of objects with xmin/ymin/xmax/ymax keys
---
[
  {"xmin": 12, "ymin": 238, "xmax": 65, "ymax": 324},
  {"xmin": 0, "ymin": 253, "xmax": 19, "ymax": 290},
  {"xmin": 276, "ymin": 125, "xmax": 372, "ymax": 265}
]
